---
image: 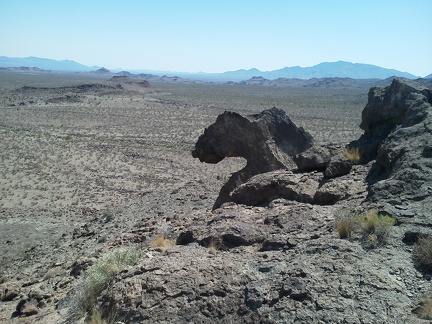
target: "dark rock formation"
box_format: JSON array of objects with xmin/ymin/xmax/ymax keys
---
[
  {"xmin": 192, "ymin": 107, "xmax": 313, "ymax": 209},
  {"xmin": 226, "ymin": 163, "xmax": 368, "ymax": 207},
  {"xmin": 356, "ymin": 79, "xmax": 432, "ymax": 226},
  {"xmin": 293, "ymin": 143, "xmax": 353, "ymax": 178},
  {"xmin": 352, "ymin": 78, "xmax": 432, "ymax": 163},
  {"xmin": 97, "ymin": 200, "xmax": 420, "ymax": 323}
]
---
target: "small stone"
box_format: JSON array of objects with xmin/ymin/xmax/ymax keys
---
[{"xmin": 16, "ymin": 298, "xmax": 39, "ymax": 316}]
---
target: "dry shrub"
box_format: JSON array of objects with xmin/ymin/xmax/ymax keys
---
[
  {"xmin": 413, "ymin": 290, "xmax": 432, "ymax": 320},
  {"xmin": 336, "ymin": 210, "xmax": 395, "ymax": 245},
  {"xmin": 413, "ymin": 236, "xmax": 432, "ymax": 272},
  {"xmin": 90, "ymin": 308, "xmax": 106, "ymax": 324},
  {"xmin": 208, "ymin": 238, "xmax": 220, "ymax": 255},
  {"xmin": 337, "ymin": 217, "xmax": 355, "ymax": 239},
  {"xmin": 343, "ymin": 147, "xmax": 361, "ymax": 163},
  {"xmin": 90, "ymin": 307, "xmax": 119, "ymax": 324},
  {"xmin": 363, "ymin": 209, "xmax": 396, "ymax": 243},
  {"xmin": 149, "ymin": 234, "xmax": 173, "ymax": 250}
]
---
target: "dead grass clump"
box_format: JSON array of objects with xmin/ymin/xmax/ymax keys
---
[
  {"xmin": 336, "ymin": 210, "xmax": 396, "ymax": 245},
  {"xmin": 413, "ymin": 236, "xmax": 432, "ymax": 272},
  {"xmin": 208, "ymin": 238, "xmax": 220, "ymax": 255},
  {"xmin": 343, "ymin": 147, "xmax": 361, "ymax": 163},
  {"xmin": 149, "ymin": 234, "xmax": 173, "ymax": 250},
  {"xmin": 336, "ymin": 217, "xmax": 355, "ymax": 239},
  {"xmin": 90, "ymin": 307, "xmax": 120, "ymax": 324},
  {"xmin": 413, "ymin": 290, "xmax": 432, "ymax": 320}
]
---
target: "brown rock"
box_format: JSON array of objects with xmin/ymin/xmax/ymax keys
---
[
  {"xmin": 15, "ymin": 298, "xmax": 39, "ymax": 317},
  {"xmin": 1, "ymin": 285, "xmax": 19, "ymax": 301}
]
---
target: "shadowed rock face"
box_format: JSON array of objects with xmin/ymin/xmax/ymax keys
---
[
  {"xmin": 352, "ymin": 78, "xmax": 432, "ymax": 163},
  {"xmin": 192, "ymin": 107, "xmax": 313, "ymax": 209},
  {"xmin": 357, "ymin": 79, "xmax": 432, "ymax": 226}
]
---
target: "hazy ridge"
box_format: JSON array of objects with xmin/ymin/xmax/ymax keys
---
[{"xmin": 0, "ymin": 56, "xmax": 424, "ymax": 81}]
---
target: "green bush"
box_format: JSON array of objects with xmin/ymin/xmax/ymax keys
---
[
  {"xmin": 363, "ymin": 210, "xmax": 396, "ymax": 243},
  {"xmin": 71, "ymin": 247, "xmax": 144, "ymax": 320}
]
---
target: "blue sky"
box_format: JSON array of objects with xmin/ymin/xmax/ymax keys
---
[{"xmin": 1, "ymin": 0, "xmax": 431, "ymax": 76}]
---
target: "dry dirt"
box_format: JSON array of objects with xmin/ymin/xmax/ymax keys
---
[{"xmin": 0, "ymin": 71, "xmax": 369, "ymax": 322}]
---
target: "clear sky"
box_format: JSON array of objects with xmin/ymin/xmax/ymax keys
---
[{"xmin": 1, "ymin": 0, "xmax": 431, "ymax": 76}]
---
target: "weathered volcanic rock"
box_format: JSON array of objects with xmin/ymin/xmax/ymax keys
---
[
  {"xmin": 14, "ymin": 298, "xmax": 39, "ymax": 317},
  {"xmin": 292, "ymin": 146, "xmax": 331, "ymax": 171},
  {"xmin": 324, "ymin": 155, "xmax": 353, "ymax": 178},
  {"xmin": 192, "ymin": 107, "xmax": 313, "ymax": 209},
  {"xmin": 354, "ymin": 79, "xmax": 432, "ymax": 227},
  {"xmin": 224, "ymin": 164, "xmax": 368, "ymax": 207},
  {"xmin": 228, "ymin": 170, "xmax": 320, "ymax": 206},
  {"xmin": 96, "ymin": 202, "xmax": 422, "ymax": 323},
  {"xmin": 352, "ymin": 78, "xmax": 432, "ymax": 163}
]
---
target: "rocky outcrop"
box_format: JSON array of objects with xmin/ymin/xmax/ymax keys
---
[
  {"xmin": 225, "ymin": 163, "xmax": 368, "ymax": 207},
  {"xmin": 88, "ymin": 78, "xmax": 432, "ymax": 324},
  {"xmin": 355, "ymin": 79, "xmax": 432, "ymax": 227},
  {"xmin": 192, "ymin": 107, "xmax": 313, "ymax": 209},
  {"xmin": 97, "ymin": 201, "xmax": 422, "ymax": 323},
  {"xmin": 293, "ymin": 144, "xmax": 353, "ymax": 178},
  {"xmin": 352, "ymin": 78, "xmax": 432, "ymax": 163}
]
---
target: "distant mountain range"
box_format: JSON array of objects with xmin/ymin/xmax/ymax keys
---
[
  {"xmin": 219, "ymin": 61, "xmax": 418, "ymax": 81},
  {"xmin": 0, "ymin": 56, "xmax": 426, "ymax": 81},
  {"xmin": 0, "ymin": 56, "xmax": 100, "ymax": 72}
]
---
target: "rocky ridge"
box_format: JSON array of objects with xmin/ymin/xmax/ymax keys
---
[{"xmin": 90, "ymin": 79, "xmax": 432, "ymax": 323}]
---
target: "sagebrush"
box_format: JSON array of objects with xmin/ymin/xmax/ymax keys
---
[
  {"xmin": 69, "ymin": 247, "xmax": 144, "ymax": 321},
  {"xmin": 413, "ymin": 236, "xmax": 432, "ymax": 272},
  {"xmin": 413, "ymin": 289, "xmax": 432, "ymax": 320},
  {"xmin": 337, "ymin": 210, "xmax": 396, "ymax": 245}
]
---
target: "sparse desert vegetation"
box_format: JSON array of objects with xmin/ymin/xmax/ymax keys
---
[
  {"xmin": 1, "ymin": 71, "xmax": 431, "ymax": 323},
  {"xmin": 342, "ymin": 146, "xmax": 361, "ymax": 162},
  {"xmin": 337, "ymin": 210, "xmax": 396, "ymax": 245},
  {"xmin": 413, "ymin": 236, "xmax": 432, "ymax": 273},
  {"xmin": 69, "ymin": 247, "xmax": 143, "ymax": 321}
]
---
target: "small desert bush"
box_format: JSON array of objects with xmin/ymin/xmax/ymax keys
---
[
  {"xmin": 413, "ymin": 236, "xmax": 432, "ymax": 272},
  {"xmin": 336, "ymin": 216, "xmax": 355, "ymax": 239},
  {"xmin": 208, "ymin": 238, "xmax": 220, "ymax": 255},
  {"xmin": 343, "ymin": 147, "xmax": 361, "ymax": 163},
  {"xmin": 89, "ymin": 307, "xmax": 119, "ymax": 324},
  {"xmin": 413, "ymin": 289, "xmax": 432, "ymax": 320},
  {"xmin": 72, "ymin": 247, "xmax": 144, "ymax": 320},
  {"xmin": 337, "ymin": 210, "xmax": 396, "ymax": 244},
  {"xmin": 149, "ymin": 234, "xmax": 173, "ymax": 250},
  {"xmin": 363, "ymin": 209, "xmax": 396, "ymax": 242}
]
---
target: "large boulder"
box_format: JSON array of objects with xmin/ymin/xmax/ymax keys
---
[{"xmin": 192, "ymin": 107, "xmax": 313, "ymax": 209}]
